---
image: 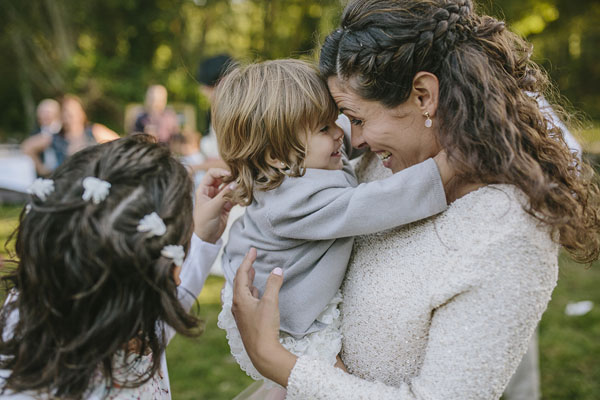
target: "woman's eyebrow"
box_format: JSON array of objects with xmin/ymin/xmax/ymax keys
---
[{"xmin": 339, "ymin": 107, "xmax": 356, "ymax": 114}]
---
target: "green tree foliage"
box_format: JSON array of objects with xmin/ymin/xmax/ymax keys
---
[
  {"xmin": 0, "ymin": 0, "xmax": 341, "ymax": 139},
  {"xmin": 485, "ymin": 0, "xmax": 600, "ymax": 121},
  {"xmin": 0, "ymin": 0, "xmax": 597, "ymax": 140}
]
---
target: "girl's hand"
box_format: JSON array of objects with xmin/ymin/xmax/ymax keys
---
[
  {"xmin": 193, "ymin": 168, "xmax": 235, "ymax": 243},
  {"xmin": 232, "ymin": 249, "xmax": 298, "ymax": 387}
]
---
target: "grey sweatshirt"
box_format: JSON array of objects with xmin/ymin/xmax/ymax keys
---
[{"xmin": 222, "ymin": 145, "xmax": 447, "ymax": 338}]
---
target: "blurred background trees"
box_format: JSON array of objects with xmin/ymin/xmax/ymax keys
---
[{"xmin": 0, "ymin": 0, "xmax": 598, "ymax": 140}]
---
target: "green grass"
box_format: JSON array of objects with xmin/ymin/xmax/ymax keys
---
[
  {"xmin": 538, "ymin": 254, "xmax": 600, "ymax": 399},
  {"xmin": 1, "ymin": 204, "xmax": 598, "ymax": 399},
  {"xmin": 0, "ymin": 205, "xmax": 20, "ymax": 258},
  {"xmin": 166, "ymin": 276, "xmax": 254, "ymax": 399}
]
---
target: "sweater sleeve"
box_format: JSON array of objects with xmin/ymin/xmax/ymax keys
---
[
  {"xmin": 286, "ymin": 231, "xmax": 558, "ymax": 399},
  {"xmin": 163, "ymin": 234, "xmax": 222, "ymax": 344},
  {"xmin": 270, "ymin": 158, "xmax": 446, "ymax": 240}
]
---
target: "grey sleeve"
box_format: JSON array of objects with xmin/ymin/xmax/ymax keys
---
[{"xmin": 269, "ymin": 158, "xmax": 447, "ymax": 240}]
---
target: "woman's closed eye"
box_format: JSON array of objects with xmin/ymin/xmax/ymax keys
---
[{"xmin": 350, "ymin": 118, "xmax": 363, "ymax": 126}]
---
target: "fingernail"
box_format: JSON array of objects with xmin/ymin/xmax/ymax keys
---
[
  {"xmin": 272, "ymin": 267, "xmax": 283, "ymax": 276},
  {"xmin": 228, "ymin": 182, "xmax": 237, "ymax": 190}
]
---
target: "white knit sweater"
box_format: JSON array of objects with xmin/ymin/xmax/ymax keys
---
[{"xmin": 286, "ymin": 153, "xmax": 559, "ymax": 400}]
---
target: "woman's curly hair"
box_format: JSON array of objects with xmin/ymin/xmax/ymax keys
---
[
  {"xmin": 0, "ymin": 134, "xmax": 200, "ymax": 398},
  {"xmin": 320, "ymin": 0, "xmax": 600, "ymax": 263}
]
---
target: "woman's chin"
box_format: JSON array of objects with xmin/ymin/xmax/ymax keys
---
[
  {"xmin": 382, "ymin": 156, "xmax": 393, "ymax": 170},
  {"xmin": 382, "ymin": 155, "xmax": 412, "ymax": 173}
]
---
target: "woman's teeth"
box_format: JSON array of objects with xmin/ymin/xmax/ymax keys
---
[{"xmin": 377, "ymin": 151, "xmax": 392, "ymax": 161}]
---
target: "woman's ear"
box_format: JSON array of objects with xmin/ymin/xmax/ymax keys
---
[{"xmin": 411, "ymin": 72, "xmax": 439, "ymax": 117}]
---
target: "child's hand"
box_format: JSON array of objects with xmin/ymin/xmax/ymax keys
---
[
  {"xmin": 335, "ymin": 355, "xmax": 348, "ymax": 372},
  {"xmin": 193, "ymin": 168, "xmax": 235, "ymax": 243}
]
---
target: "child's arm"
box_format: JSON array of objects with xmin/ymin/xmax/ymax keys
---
[
  {"xmin": 164, "ymin": 168, "xmax": 232, "ymax": 344},
  {"xmin": 268, "ymin": 157, "xmax": 447, "ymax": 240}
]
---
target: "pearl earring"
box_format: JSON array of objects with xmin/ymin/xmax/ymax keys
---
[{"xmin": 424, "ymin": 111, "xmax": 432, "ymax": 128}]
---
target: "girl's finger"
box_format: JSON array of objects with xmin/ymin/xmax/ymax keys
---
[{"xmin": 202, "ymin": 168, "xmax": 231, "ymax": 188}]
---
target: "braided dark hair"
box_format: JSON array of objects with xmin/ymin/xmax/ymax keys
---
[
  {"xmin": 320, "ymin": 0, "xmax": 600, "ymax": 263},
  {"xmin": 0, "ymin": 134, "xmax": 199, "ymax": 398}
]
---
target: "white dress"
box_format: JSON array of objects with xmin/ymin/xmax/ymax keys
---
[
  {"xmin": 0, "ymin": 234, "xmax": 221, "ymax": 400},
  {"xmin": 286, "ymin": 153, "xmax": 559, "ymax": 400}
]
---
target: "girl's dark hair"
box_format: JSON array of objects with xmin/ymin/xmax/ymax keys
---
[
  {"xmin": 320, "ymin": 0, "xmax": 600, "ymax": 263},
  {"xmin": 0, "ymin": 134, "xmax": 198, "ymax": 398}
]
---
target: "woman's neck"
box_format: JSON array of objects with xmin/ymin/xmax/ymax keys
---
[
  {"xmin": 444, "ymin": 177, "xmax": 485, "ymax": 204},
  {"xmin": 64, "ymin": 125, "xmax": 86, "ymax": 139}
]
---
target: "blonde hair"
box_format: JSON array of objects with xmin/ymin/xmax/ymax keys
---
[{"xmin": 212, "ymin": 59, "xmax": 338, "ymax": 205}]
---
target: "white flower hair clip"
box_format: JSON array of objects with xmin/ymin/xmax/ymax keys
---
[
  {"xmin": 161, "ymin": 245, "xmax": 185, "ymax": 267},
  {"xmin": 82, "ymin": 177, "xmax": 111, "ymax": 204},
  {"xmin": 137, "ymin": 212, "xmax": 167, "ymax": 237},
  {"xmin": 27, "ymin": 178, "xmax": 54, "ymax": 201}
]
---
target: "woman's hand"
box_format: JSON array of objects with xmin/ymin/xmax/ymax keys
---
[
  {"xmin": 193, "ymin": 168, "xmax": 235, "ymax": 243},
  {"xmin": 232, "ymin": 249, "xmax": 298, "ymax": 387}
]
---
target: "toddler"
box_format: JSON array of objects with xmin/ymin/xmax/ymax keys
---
[{"xmin": 214, "ymin": 59, "xmax": 448, "ymax": 385}]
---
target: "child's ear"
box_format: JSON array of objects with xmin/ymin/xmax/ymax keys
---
[{"xmin": 265, "ymin": 149, "xmax": 286, "ymax": 169}]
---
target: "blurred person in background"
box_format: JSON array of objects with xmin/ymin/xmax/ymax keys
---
[
  {"xmin": 196, "ymin": 54, "xmax": 235, "ymax": 163},
  {"xmin": 22, "ymin": 95, "xmax": 119, "ymax": 176},
  {"xmin": 133, "ymin": 84, "xmax": 180, "ymax": 143},
  {"xmin": 21, "ymin": 99, "xmax": 62, "ymax": 177},
  {"xmin": 31, "ymin": 99, "xmax": 62, "ymax": 136},
  {"xmin": 168, "ymin": 132, "xmax": 207, "ymax": 188}
]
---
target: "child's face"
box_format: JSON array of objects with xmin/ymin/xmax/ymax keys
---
[{"xmin": 303, "ymin": 118, "xmax": 344, "ymax": 170}]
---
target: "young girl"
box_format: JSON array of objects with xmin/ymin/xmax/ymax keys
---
[
  {"xmin": 0, "ymin": 134, "xmax": 233, "ymax": 399},
  {"xmin": 213, "ymin": 59, "xmax": 451, "ymax": 386}
]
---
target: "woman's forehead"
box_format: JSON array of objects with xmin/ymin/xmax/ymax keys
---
[{"xmin": 327, "ymin": 76, "xmax": 363, "ymax": 113}]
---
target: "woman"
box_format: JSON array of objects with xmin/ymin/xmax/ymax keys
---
[
  {"xmin": 22, "ymin": 95, "xmax": 119, "ymax": 176},
  {"xmin": 231, "ymin": 0, "xmax": 600, "ymax": 398}
]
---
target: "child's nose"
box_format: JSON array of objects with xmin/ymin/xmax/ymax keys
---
[{"xmin": 332, "ymin": 125, "xmax": 344, "ymax": 141}]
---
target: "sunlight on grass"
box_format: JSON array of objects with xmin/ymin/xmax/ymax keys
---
[{"xmin": 0, "ymin": 205, "xmax": 21, "ymax": 257}]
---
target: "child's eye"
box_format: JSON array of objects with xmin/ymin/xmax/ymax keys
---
[
  {"xmin": 319, "ymin": 125, "xmax": 329, "ymax": 133},
  {"xmin": 350, "ymin": 118, "xmax": 363, "ymax": 126}
]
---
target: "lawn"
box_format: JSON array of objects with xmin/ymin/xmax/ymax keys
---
[{"xmin": 1, "ymin": 204, "xmax": 599, "ymax": 399}]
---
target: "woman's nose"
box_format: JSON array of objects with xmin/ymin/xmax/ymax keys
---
[{"xmin": 350, "ymin": 126, "xmax": 366, "ymax": 149}]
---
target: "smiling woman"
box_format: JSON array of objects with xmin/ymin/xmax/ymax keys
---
[
  {"xmin": 231, "ymin": 0, "xmax": 600, "ymax": 399},
  {"xmin": 327, "ymin": 73, "xmax": 442, "ymax": 174}
]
